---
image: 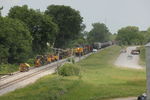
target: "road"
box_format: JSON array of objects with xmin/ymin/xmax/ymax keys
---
[{"xmin": 115, "ymin": 46, "xmax": 143, "ymax": 69}]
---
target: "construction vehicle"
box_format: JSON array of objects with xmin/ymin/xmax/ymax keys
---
[
  {"xmin": 19, "ymin": 63, "xmax": 30, "ymax": 72},
  {"xmin": 54, "ymin": 55, "xmax": 59, "ymax": 61},
  {"xmin": 47, "ymin": 55, "xmax": 52, "ymax": 64},
  {"xmin": 34, "ymin": 58, "xmax": 41, "ymax": 67},
  {"xmin": 74, "ymin": 47, "xmax": 84, "ymax": 56},
  {"xmin": 34, "ymin": 55, "xmax": 46, "ymax": 67}
]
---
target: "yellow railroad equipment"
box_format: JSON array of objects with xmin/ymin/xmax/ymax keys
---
[
  {"xmin": 74, "ymin": 47, "xmax": 84, "ymax": 56},
  {"xmin": 51, "ymin": 55, "xmax": 55, "ymax": 62},
  {"xmin": 47, "ymin": 56, "xmax": 52, "ymax": 64},
  {"xmin": 19, "ymin": 63, "xmax": 30, "ymax": 72},
  {"xmin": 35, "ymin": 59, "xmax": 41, "ymax": 67},
  {"xmin": 54, "ymin": 55, "xmax": 59, "ymax": 61}
]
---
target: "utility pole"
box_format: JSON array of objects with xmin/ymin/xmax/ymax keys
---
[
  {"xmin": 71, "ymin": 48, "xmax": 74, "ymax": 63},
  {"xmin": 145, "ymin": 42, "xmax": 150, "ymax": 100},
  {"xmin": 57, "ymin": 48, "xmax": 60, "ymax": 67}
]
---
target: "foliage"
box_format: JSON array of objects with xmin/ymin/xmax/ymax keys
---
[
  {"xmin": 138, "ymin": 46, "xmax": 146, "ymax": 66},
  {"xmin": 45, "ymin": 5, "xmax": 83, "ymax": 48},
  {"xmin": 0, "ymin": 6, "xmax": 3, "ymax": 16},
  {"xmin": 26, "ymin": 58, "xmax": 35, "ymax": 66},
  {"xmin": 0, "ymin": 46, "xmax": 145, "ymax": 100},
  {"xmin": 87, "ymin": 23, "xmax": 111, "ymax": 43},
  {"xmin": 116, "ymin": 26, "xmax": 144, "ymax": 45},
  {"xmin": 67, "ymin": 58, "xmax": 75, "ymax": 64},
  {"xmin": 8, "ymin": 5, "xmax": 58, "ymax": 54},
  {"xmin": 0, "ymin": 64, "xmax": 18, "ymax": 74},
  {"xmin": 0, "ymin": 17, "xmax": 32, "ymax": 64},
  {"xmin": 58, "ymin": 63, "xmax": 80, "ymax": 76},
  {"xmin": 110, "ymin": 33, "xmax": 117, "ymax": 41},
  {"xmin": 140, "ymin": 28, "xmax": 150, "ymax": 44}
]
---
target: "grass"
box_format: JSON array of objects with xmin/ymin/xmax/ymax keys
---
[
  {"xmin": 138, "ymin": 46, "xmax": 146, "ymax": 66},
  {"xmin": 0, "ymin": 58, "xmax": 35, "ymax": 74},
  {"xmin": 0, "ymin": 46, "xmax": 146, "ymax": 100},
  {"xmin": 0, "ymin": 64, "xmax": 18, "ymax": 74}
]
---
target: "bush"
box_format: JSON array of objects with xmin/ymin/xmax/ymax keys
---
[
  {"xmin": 26, "ymin": 58, "xmax": 35, "ymax": 66},
  {"xmin": 0, "ymin": 64, "xmax": 18, "ymax": 74},
  {"xmin": 67, "ymin": 58, "xmax": 75, "ymax": 64},
  {"xmin": 58, "ymin": 63, "xmax": 80, "ymax": 76}
]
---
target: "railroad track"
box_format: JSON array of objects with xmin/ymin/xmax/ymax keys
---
[
  {"xmin": 0, "ymin": 67, "xmax": 52, "ymax": 90},
  {"xmin": 0, "ymin": 45, "xmax": 113, "ymax": 96},
  {"xmin": 0, "ymin": 49, "xmax": 100, "ymax": 91},
  {"xmin": 0, "ymin": 58, "xmax": 67, "ymax": 90}
]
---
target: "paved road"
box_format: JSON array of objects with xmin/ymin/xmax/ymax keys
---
[{"xmin": 115, "ymin": 46, "xmax": 143, "ymax": 69}]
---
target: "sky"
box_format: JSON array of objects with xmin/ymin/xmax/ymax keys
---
[{"xmin": 0, "ymin": 0, "xmax": 150, "ymax": 33}]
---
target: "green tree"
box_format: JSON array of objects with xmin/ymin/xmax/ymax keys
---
[
  {"xmin": 0, "ymin": 17, "xmax": 32, "ymax": 64},
  {"xmin": 116, "ymin": 26, "xmax": 144, "ymax": 45},
  {"xmin": 8, "ymin": 5, "xmax": 58, "ymax": 54},
  {"xmin": 0, "ymin": 6, "xmax": 3, "ymax": 16},
  {"xmin": 45, "ymin": 5, "xmax": 83, "ymax": 48},
  {"xmin": 146, "ymin": 28, "xmax": 150, "ymax": 42},
  {"xmin": 140, "ymin": 28, "xmax": 150, "ymax": 43},
  {"xmin": 87, "ymin": 23, "xmax": 111, "ymax": 43},
  {"xmin": 110, "ymin": 33, "xmax": 117, "ymax": 41}
]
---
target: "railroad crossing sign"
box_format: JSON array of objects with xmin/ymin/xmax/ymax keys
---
[{"xmin": 145, "ymin": 42, "xmax": 150, "ymax": 100}]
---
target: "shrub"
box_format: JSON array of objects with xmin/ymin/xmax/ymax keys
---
[
  {"xmin": 26, "ymin": 58, "xmax": 35, "ymax": 66},
  {"xmin": 0, "ymin": 64, "xmax": 18, "ymax": 74},
  {"xmin": 58, "ymin": 63, "xmax": 80, "ymax": 76},
  {"xmin": 67, "ymin": 58, "xmax": 75, "ymax": 64}
]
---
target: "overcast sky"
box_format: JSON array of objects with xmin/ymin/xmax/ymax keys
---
[{"xmin": 0, "ymin": 0, "xmax": 150, "ymax": 33}]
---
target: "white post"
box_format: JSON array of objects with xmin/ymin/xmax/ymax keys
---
[{"xmin": 145, "ymin": 43, "xmax": 150, "ymax": 100}]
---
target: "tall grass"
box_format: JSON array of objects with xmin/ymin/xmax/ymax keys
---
[
  {"xmin": 138, "ymin": 46, "xmax": 146, "ymax": 66},
  {"xmin": 0, "ymin": 64, "xmax": 18, "ymax": 74},
  {"xmin": 0, "ymin": 46, "xmax": 146, "ymax": 100}
]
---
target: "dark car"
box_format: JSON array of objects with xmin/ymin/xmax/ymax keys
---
[
  {"xmin": 137, "ymin": 93, "xmax": 146, "ymax": 100},
  {"xmin": 131, "ymin": 50, "xmax": 140, "ymax": 55}
]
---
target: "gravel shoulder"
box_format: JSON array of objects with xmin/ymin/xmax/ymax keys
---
[{"xmin": 115, "ymin": 46, "xmax": 144, "ymax": 69}]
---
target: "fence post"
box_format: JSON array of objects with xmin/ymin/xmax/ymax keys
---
[{"xmin": 145, "ymin": 43, "xmax": 150, "ymax": 100}]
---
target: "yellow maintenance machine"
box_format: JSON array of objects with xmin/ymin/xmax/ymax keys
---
[
  {"xmin": 34, "ymin": 58, "xmax": 41, "ymax": 67},
  {"xmin": 47, "ymin": 55, "xmax": 52, "ymax": 64},
  {"xmin": 74, "ymin": 47, "xmax": 84, "ymax": 56},
  {"xmin": 19, "ymin": 63, "xmax": 30, "ymax": 72},
  {"xmin": 54, "ymin": 55, "xmax": 59, "ymax": 61},
  {"xmin": 34, "ymin": 55, "xmax": 45, "ymax": 67}
]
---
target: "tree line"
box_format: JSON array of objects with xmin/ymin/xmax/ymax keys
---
[
  {"xmin": 2, "ymin": 4, "xmax": 149, "ymax": 65},
  {"xmin": 0, "ymin": 5, "xmax": 112, "ymax": 64},
  {"xmin": 116, "ymin": 26, "xmax": 150, "ymax": 45},
  {"xmin": 0, "ymin": 5, "xmax": 84, "ymax": 64}
]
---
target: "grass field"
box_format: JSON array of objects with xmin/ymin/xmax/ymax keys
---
[
  {"xmin": 0, "ymin": 46, "xmax": 146, "ymax": 100},
  {"xmin": 138, "ymin": 46, "xmax": 146, "ymax": 66}
]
